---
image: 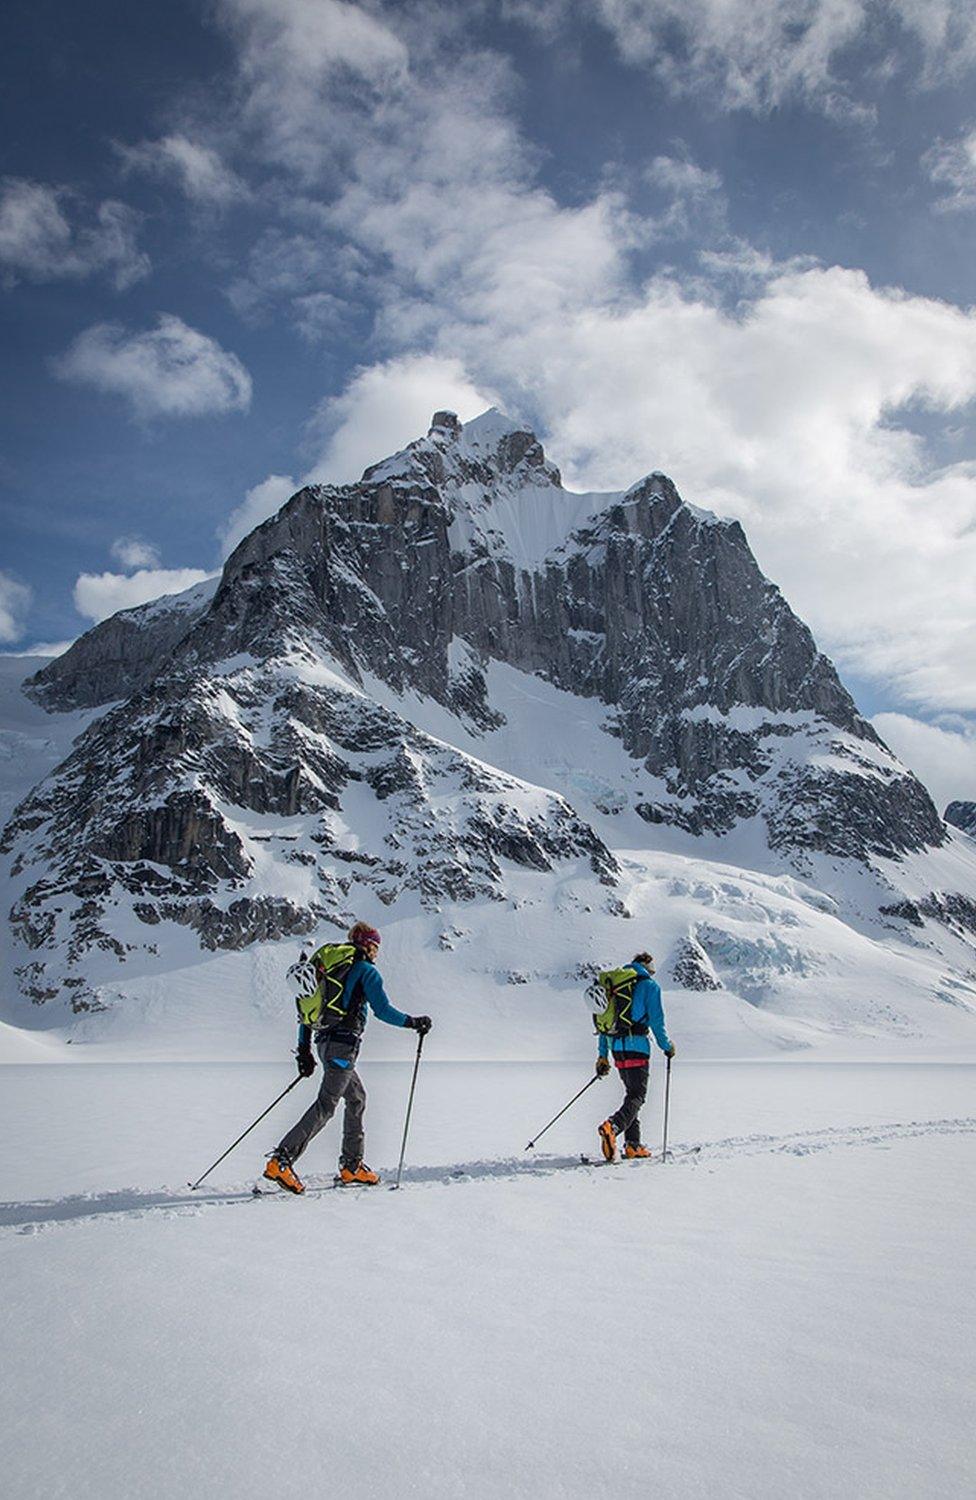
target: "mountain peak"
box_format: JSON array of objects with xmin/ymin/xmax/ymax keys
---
[
  {"xmin": 428, "ymin": 410, "xmax": 462, "ymax": 439},
  {"xmin": 363, "ymin": 405, "xmax": 559, "ymax": 490}
]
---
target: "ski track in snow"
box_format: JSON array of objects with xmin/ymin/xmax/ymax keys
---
[{"xmin": 4, "ymin": 1116, "xmax": 973, "ymax": 1234}]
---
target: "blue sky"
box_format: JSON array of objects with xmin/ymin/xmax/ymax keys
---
[{"xmin": 2, "ymin": 1, "xmax": 976, "ymax": 800}]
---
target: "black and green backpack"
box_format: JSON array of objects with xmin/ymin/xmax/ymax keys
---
[
  {"xmin": 291, "ymin": 944, "xmax": 359, "ymax": 1029},
  {"xmin": 587, "ymin": 967, "xmax": 641, "ymax": 1037}
]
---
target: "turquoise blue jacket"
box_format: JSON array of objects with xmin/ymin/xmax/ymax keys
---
[{"xmin": 597, "ymin": 964, "xmax": 671, "ymax": 1062}]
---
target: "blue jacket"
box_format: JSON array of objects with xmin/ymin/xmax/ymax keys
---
[
  {"xmin": 297, "ymin": 957, "xmax": 408, "ymax": 1059},
  {"xmin": 597, "ymin": 964, "xmax": 671, "ymax": 1062}
]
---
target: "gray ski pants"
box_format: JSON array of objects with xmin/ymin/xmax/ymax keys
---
[{"xmin": 276, "ymin": 1035, "xmax": 366, "ymax": 1168}]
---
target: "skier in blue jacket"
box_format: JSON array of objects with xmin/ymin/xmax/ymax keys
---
[
  {"xmin": 263, "ymin": 922, "xmax": 431, "ymax": 1193},
  {"xmin": 597, "ymin": 952, "xmax": 674, "ymax": 1161}
]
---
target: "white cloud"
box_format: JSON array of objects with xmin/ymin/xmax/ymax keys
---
[
  {"xmin": 73, "ymin": 568, "xmax": 214, "ymax": 624},
  {"xmin": 0, "ymin": 178, "xmax": 149, "ymax": 290},
  {"xmin": 0, "ymin": 571, "xmax": 32, "ymax": 643},
  {"xmin": 304, "ymin": 355, "xmax": 496, "ymax": 486},
  {"xmin": 117, "ymin": 134, "xmax": 250, "ymax": 206},
  {"xmin": 645, "ymin": 152, "xmax": 726, "ymax": 236},
  {"xmin": 53, "ymin": 314, "xmax": 253, "ymax": 420},
  {"xmin": 207, "ymin": 0, "xmax": 976, "ymax": 715},
  {"xmin": 110, "ymin": 537, "xmax": 162, "ymax": 570},
  {"xmin": 873, "ymin": 713, "xmax": 976, "ymax": 811},
  {"xmin": 458, "ymin": 260, "xmax": 976, "ymax": 712},
  {"xmin": 220, "ymin": 473, "xmax": 297, "ymax": 558},
  {"xmin": 527, "ymin": 1, "xmax": 976, "ymax": 115},
  {"xmin": 0, "ymin": 639, "xmax": 75, "ymax": 659},
  {"xmin": 924, "ymin": 124, "xmax": 976, "ymax": 212},
  {"xmin": 215, "ymin": 0, "xmax": 409, "ymax": 180},
  {"xmin": 218, "ymin": 352, "xmax": 487, "ymax": 553},
  {"xmin": 226, "ymin": 229, "xmax": 364, "ymax": 336}
]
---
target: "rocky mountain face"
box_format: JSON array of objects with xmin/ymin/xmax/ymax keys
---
[
  {"xmin": 2, "ymin": 409, "xmax": 965, "ymax": 1019},
  {"xmin": 945, "ymin": 801, "xmax": 976, "ymax": 837},
  {"xmin": 30, "ymin": 578, "xmax": 217, "ymax": 712}
]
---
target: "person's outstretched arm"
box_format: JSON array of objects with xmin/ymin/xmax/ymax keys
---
[{"xmin": 361, "ymin": 964, "xmax": 411, "ymax": 1027}]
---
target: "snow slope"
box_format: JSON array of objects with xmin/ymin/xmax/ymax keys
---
[
  {"xmin": 0, "ymin": 655, "xmax": 103, "ymax": 826},
  {"xmin": 3, "ymin": 651, "xmax": 976, "ymax": 1058},
  {"xmin": 1, "ymin": 1060, "xmax": 973, "ymax": 1500}
]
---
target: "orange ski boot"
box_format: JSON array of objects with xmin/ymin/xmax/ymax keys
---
[
  {"xmin": 598, "ymin": 1119, "xmax": 618, "ymax": 1162},
  {"xmin": 624, "ymin": 1143, "xmax": 652, "ymax": 1159},
  {"xmin": 263, "ymin": 1155, "xmax": 305, "ymax": 1194},
  {"xmin": 337, "ymin": 1162, "xmax": 380, "ymax": 1186}
]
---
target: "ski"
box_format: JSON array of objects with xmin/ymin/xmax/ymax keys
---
[
  {"xmin": 250, "ymin": 1174, "xmax": 384, "ymax": 1198},
  {"xmin": 579, "ymin": 1145, "xmax": 701, "ymax": 1166},
  {"xmin": 250, "ymin": 1181, "xmax": 339, "ymax": 1198}
]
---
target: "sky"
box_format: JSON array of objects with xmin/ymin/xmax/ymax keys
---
[{"xmin": 1, "ymin": 0, "xmax": 975, "ymax": 805}]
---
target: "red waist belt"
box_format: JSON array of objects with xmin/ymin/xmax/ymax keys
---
[{"xmin": 614, "ymin": 1057, "xmax": 649, "ymax": 1070}]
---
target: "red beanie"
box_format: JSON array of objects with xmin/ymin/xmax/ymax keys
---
[{"xmin": 349, "ymin": 922, "xmax": 381, "ymax": 950}]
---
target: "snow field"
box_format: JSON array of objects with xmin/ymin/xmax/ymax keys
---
[
  {"xmin": 1, "ymin": 1063, "xmax": 974, "ymax": 1500},
  {"xmin": 3, "ymin": 1059, "xmax": 975, "ymax": 1202}
]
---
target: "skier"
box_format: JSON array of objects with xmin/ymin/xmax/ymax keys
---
[
  {"xmin": 263, "ymin": 922, "xmax": 431, "ymax": 1193},
  {"xmin": 596, "ymin": 951, "xmax": 674, "ymax": 1161}
]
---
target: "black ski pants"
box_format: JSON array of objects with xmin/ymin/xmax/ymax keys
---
[
  {"xmin": 609, "ymin": 1063, "xmax": 649, "ymax": 1146},
  {"xmin": 276, "ymin": 1034, "xmax": 366, "ymax": 1168}
]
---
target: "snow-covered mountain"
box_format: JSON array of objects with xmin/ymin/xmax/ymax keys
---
[{"xmin": 3, "ymin": 409, "xmax": 976, "ymax": 1055}]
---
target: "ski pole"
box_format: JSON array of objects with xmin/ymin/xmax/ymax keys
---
[
  {"xmin": 661, "ymin": 1053, "xmax": 673, "ymax": 1163},
  {"xmin": 525, "ymin": 1074, "xmax": 599, "ymax": 1150},
  {"xmin": 188, "ymin": 1074, "xmax": 303, "ymax": 1190},
  {"xmin": 391, "ymin": 1031, "xmax": 425, "ymax": 1191}
]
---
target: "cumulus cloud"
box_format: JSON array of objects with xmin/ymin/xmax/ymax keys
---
[
  {"xmin": 53, "ymin": 314, "xmax": 253, "ymax": 420},
  {"xmin": 924, "ymin": 124, "xmax": 976, "ymax": 212},
  {"xmin": 874, "ymin": 713, "xmax": 976, "ymax": 811},
  {"xmin": 0, "ymin": 571, "xmax": 32, "ymax": 643},
  {"xmin": 305, "ymin": 355, "xmax": 496, "ymax": 485},
  {"xmin": 206, "ymin": 0, "xmax": 976, "ymax": 714},
  {"xmin": 116, "ymin": 134, "xmax": 250, "ymax": 206},
  {"xmin": 110, "ymin": 537, "xmax": 161, "ymax": 570},
  {"xmin": 0, "ymin": 177, "xmax": 149, "ymax": 290},
  {"xmin": 73, "ymin": 568, "xmax": 214, "ymax": 624},
  {"xmin": 220, "ymin": 473, "xmax": 297, "ymax": 558}
]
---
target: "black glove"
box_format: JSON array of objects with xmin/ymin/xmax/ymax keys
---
[
  {"xmin": 296, "ymin": 1046, "xmax": 316, "ymax": 1077},
  {"xmin": 405, "ymin": 1015, "xmax": 432, "ymax": 1035},
  {"xmin": 664, "ymin": 1044, "xmax": 676, "ymax": 1060},
  {"xmin": 595, "ymin": 1057, "xmax": 610, "ymax": 1078}
]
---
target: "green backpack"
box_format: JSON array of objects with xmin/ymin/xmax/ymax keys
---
[
  {"xmin": 588, "ymin": 967, "xmax": 640, "ymax": 1036},
  {"xmin": 292, "ymin": 943, "xmax": 359, "ymax": 1029}
]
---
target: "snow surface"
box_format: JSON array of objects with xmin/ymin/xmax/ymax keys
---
[
  {"xmin": 0, "ymin": 655, "xmax": 106, "ymax": 825},
  {"xmin": 116, "ymin": 573, "xmax": 218, "ymax": 626},
  {"xmin": 1, "ymin": 1060, "xmax": 973, "ymax": 1500}
]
